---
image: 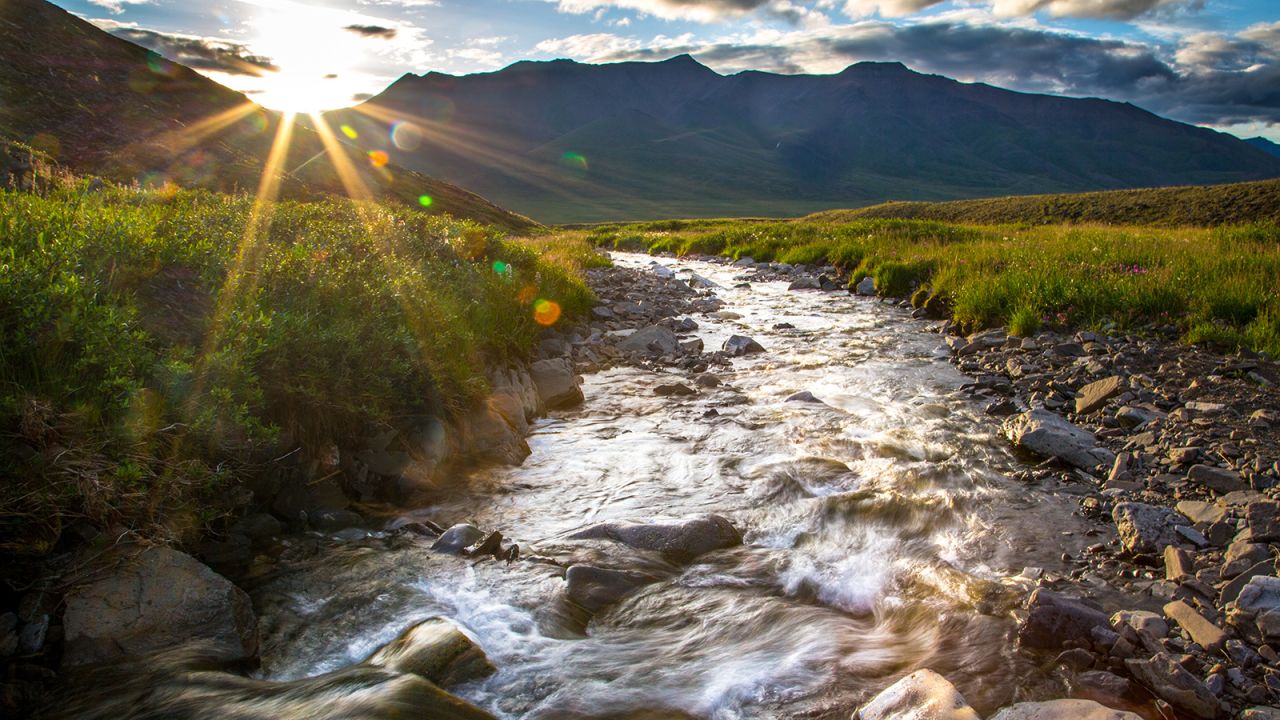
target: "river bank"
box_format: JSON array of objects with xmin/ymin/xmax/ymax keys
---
[{"xmin": 13, "ymin": 249, "xmax": 1280, "ymax": 719}]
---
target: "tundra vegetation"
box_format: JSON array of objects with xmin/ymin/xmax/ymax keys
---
[
  {"xmin": 0, "ymin": 183, "xmax": 602, "ymax": 561},
  {"xmin": 585, "ymin": 217, "xmax": 1280, "ymax": 359}
]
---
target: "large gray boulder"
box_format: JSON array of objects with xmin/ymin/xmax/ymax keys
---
[
  {"xmin": 1228, "ymin": 575, "xmax": 1280, "ymax": 645},
  {"xmin": 1003, "ymin": 409, "xmax": 1115, "ymax": 470},
  {"xmin": 855, "ymin": 668, "xmax": 980, "ymax": 720},
  {"xmin": 363, "ymin": 617, "xmax": 494, "ymax": 688},
  {"xmin": 1112, "ymin": 502, "xmax": 1190, "ymax": 556},
  {"xmin": 723, "ymin": 335, "xmax": 765, "ymax": 356},
  {"xmin": 62, "ymin": 547, "xmax": 258, "ymax": 668},
  {"xmin": 990, "ymin": 699, "xmax": 1140, "ymax": 720},
  {"xmin": 568, "ymin": 515, "xmax": 742, "ymax": 562},
  {"xmin": 529, "ymin": 358, "xmax": 584, "ymax": 410},
  {"xmin": 1018, "ymin": 588, "xmax": 1110, "ymax": 650},
  {"xmin": 617, "ymin": 325, "xmax": 680, "ymax": 355}
]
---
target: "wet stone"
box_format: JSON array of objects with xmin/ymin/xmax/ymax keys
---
[
  {"xmin": 431, "ymin": 524, "xmax": 486, "ymax": 555},
  {"xmin": 856, "ymin": 669, "xmax": 980, "ymax": 720}
]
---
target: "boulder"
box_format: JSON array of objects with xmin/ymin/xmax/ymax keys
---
[
  {"xmin": 1247, "ymin": 501, "xmax": 1280, "ymax": 541},
  {"xmin": 1003, "ymin": 409, "xmax": 1115, "ymax": 470},
  {"xmin": 723, "ymin": 335, "xmax": 766, "ymax": 356},
  {"xmin": 618, "ymin": 325, "xmax": 680, "ymax": 355},
  {"xmin": 1163, "ymin": 600, "xmax": 1226, "ymax": 652},
  {"xmin": 1176, "ymin": 500, "xmax": 1226, "ymax": 525},
  {"xmin": 568, "ymin": 515, "xmax": 742, "ymax": 561},
  {"xmin": 854, "ymin": 277, "xmax": 876, "ymax": 296},
  {"xmin": 1075, "ymin": 376, "xmax": 1123, "ymax": 415},
  {"xmin": 650, "ymin": 264, "xmax": 675, "ymax": 279},
  {"xmin": 990, "ymin": 699, "xmax": 1141, "ymax": 720},
  {"xmin": 1188, "ymin": 464, "xmax": 1246, "ymax": 494},
  {"xmin": 530, "ymin": 358, "xmax": 584, "ymax": 410},
  {"xmin": 1018, "ymin": 588, "xmax": 1110, "ymax": 650},
  {"xmin": 431, "ymin": 524, "xmax": 486, "ymax": 555},
  {"xmin": 459, "ymin": 400, "xmax": 530, "ymax": 466},
  {"xmin": 855, "ymin": 668, "xmax": 980, "ymax": 720},
  {"xmin": 1228, "ymin": 575, "xmax": 1280, "ymax": 645},
  {"xmin": 1125, "ymin": 653, "xmax": 1221, "ymax": 719},
  {"xmin": 1112, "ymin": 502, "xmax": 1189, "ymax": 555},
  {"xmin": 787, "ymin": 277, "xmax": 821, "ymax": 291},
  {"xmin": 1223, "ymin": 540, "xmax": 1272, "ymax": 578},
  {"xmin": 565, "ymin": 566, "xmax": 659, "ymax": 612},
  {"xmin": 363, "ymin": 617, "xmax": 495, "ymax": 687},
  {"xmin": 1110, "ymin": 610, "xmax": 1168, "ymax": 638},
  {"xmin": 1071, "ymin": 671, "xmax": 1131, "ymax": 702},
  {"xmin": 62, "ymin": 547, "xmax": 258, "ymax": 668},
  {"xmin": 786, "ymin": 391, "xmax": 823, "ymax": 403}
]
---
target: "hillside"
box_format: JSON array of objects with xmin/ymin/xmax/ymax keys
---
[
  {"xmin": 805, "ymin": 178, "xmax": 1280, "ymax": 227},
  {"xmin": 0, "ymin": 0, "xmax": 535, "ymax": 231},
  {"xmin": 325, "ymin": 56, "xmax": 1280, "ymax": 224}
]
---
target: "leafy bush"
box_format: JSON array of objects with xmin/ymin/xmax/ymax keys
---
[{"xmin": 0, "ymin": 187, "xmax": 598, "ymax": 555}]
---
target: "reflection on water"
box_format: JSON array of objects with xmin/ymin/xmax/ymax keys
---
[{"xmin": 251, "ymin": 254, "xmax": 1106, "ymax": 719}]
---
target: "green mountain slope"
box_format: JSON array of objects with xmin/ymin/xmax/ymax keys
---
[
  {"xmin": 326, "ymin": 56, "xmax": 1280, "ymax": 224},
  {"xmin": 0, "ymin": 0, "xmax": 535, "ymax": 231}
]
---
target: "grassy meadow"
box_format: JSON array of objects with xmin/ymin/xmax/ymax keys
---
[
  {"xmin": 585, "ymin": 217, "xmax": 1280, "ymax": 357},
  {"xmin": 0, "ymin": 184, "xmax": 601, "ymax": 556}
]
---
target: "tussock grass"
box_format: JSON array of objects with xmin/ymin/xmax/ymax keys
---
[
  {"xmin": 0, "ymin": 186, "xmax": 598, "ymax": 556},
  {"xmin": 586, "ymin": 219, "xmax": 1280, "ymax": 358}
]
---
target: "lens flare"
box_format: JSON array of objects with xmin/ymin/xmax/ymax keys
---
[
  {"xmin": 492, "ymin": 260, "xmax": 509, "ymax": 274},
  {"xmin": 390, "ymin": 121, "xmax": 423, "ymax": 151},
  {"xmin": 533, "ymin": 299, "xmax": 562, "ymax": 326},
  {"xmin": 340, "ymin": 124, "xmax": 358, "ymax": 139},
  {"xmin": 418, "ymin": 195, "xmax": 433, "ymax": 207},
  {"xmin": 518, "ymin": 285, "xmax": 537, "ymax": 305},
  {"xmin": 368, "ymin": 150, "xmax": 389, "ymax": 168},
  {"xmin": 560, "ymin": 152, "xmax": 588, "ymax": 171}
]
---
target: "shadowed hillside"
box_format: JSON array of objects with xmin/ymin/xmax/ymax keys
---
[
  {"xmin": 326, "ymin": 56, "xmax": 1280, "ymax": 224},
  {"xmin": 0, "ymin": 0, "xmax": 536, "ymax": 231},
  {"xmin": 806, "ymin": 178, "xmax": 1280, "ymax": 227}
]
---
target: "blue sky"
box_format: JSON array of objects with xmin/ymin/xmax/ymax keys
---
[{"xmin": 53, "ymin": 0, "xmax": 1280, "ymax": 140}]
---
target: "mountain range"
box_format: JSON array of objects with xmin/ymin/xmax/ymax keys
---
[
  {"xmin": 0, "ymin": 0, "xmax": 535, "ymax": 231},
  {"xmin": 328, "ymin": 55, "xmax": 1280, "ymax": 223}
]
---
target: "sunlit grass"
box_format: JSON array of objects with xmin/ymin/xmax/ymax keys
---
[
  {"xmin": 0, "ymin": 186, "xmax": 596, "ymax": 555},
  {"xmin": 584, "ymin": 218, "xmax": 1280, "ymax": 358}
]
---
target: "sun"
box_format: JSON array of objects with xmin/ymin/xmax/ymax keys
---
[{"xmin": 243, "ymin": 7, "xmax": 374, "ymax": 113}]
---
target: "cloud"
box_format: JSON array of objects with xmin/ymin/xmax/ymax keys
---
[
  {"xmin": 344, "ymin": 24, "xmax": 399, "ymax": 38},
  {"xmin": 107, "ymin": 27, "xmax": 279, "ymax": 76},
  {"xmin": 85, "ymin": 0, "xmax": 150, "ymax": 14},
  {"xmin": 554, "ymin": 0, "xmax": 828, "ymax": 24},
  {"xmin": 538, "ymin": 18, "xmax": 1280, "ymax": 127}
]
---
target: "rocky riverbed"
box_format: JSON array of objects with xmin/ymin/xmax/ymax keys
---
[{"xmin": 9, "ymin": 250, "xmax": 1280, "ymax": 720}]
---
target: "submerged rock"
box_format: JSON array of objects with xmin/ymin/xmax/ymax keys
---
[
  {"xmin": 990, "ymin": 699, "xmax": 1140, "ymax": 720},
  {"xmin": 62, "ymin": 547, "xmax": 258, "ymax": 669},
  {"xmin": 431, "ymin": 524, "xmax": 486, "ymax": 555},
  {"xmin": 568, "ymin": 515, "xmax": 742, "ymax": 561},
  {"xmin": 1003, "ymin": 409, "xmax": 1114, "ymax": 470},
  {"xmin": 855, "ymin": 668, "xmax": 980, "ymax": 720},
  {"xmin": 50, "ymin": 646, "xmax": 496, "ymax": 720},
  {"xmin": 363, "ymin": 617, "xmax": 495, "ymax": 688},
  {"xmin": 565, "ymin": 565, "xmax": 659, "ymax": 612}
]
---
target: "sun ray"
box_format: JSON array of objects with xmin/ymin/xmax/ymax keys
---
[
  {"xmin": 186, "ymin": 111, "xmax": 297, "ymax": 418},
  {"xmin": 148, "ymin": 102, "xmax": 261, "ymax": 156}
]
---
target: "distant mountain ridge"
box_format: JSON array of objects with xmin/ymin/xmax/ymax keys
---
[
  {"xmin": 0, "ymin": 0, "xmax": 535, "ymax": 231},
  {"xmin": 1247, "ymin": 137, "xmax": 1280, "ymax": 159},
  {"xmin": 328, "ymin": 55, "xmax": 1280, "ymax": 223}
]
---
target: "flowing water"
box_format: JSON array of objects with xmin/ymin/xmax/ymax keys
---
[{"xmin": 248, "ymin": 253, "xmax": 1121, "ymax": 719}]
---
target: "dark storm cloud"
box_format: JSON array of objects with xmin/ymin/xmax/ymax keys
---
[
  {"xmin": 592, "ymin": 20, "xmax": 1280, "ymax": 127},
  {"xmin": 110, "ymin": 28, "xmax": 278, "ymax": 76},
  {"xmin": 344, "ymin": 24, "xmax": 399, "ymax": 39}
]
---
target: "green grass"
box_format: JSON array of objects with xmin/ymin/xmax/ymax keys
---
[
  {"xmin": 0, "ymin": 185, "xmax": 599, "ymax": 556},
  {"xmin": 584, "ymin": 218, "xmax": 1280, "ymax": 358},
  {"xmin": 809, "ymin": 178, "xmax": 1280, "ymax": 228}
]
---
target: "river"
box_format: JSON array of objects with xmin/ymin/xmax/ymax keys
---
[{"xmin": 248, "ymin": 252, "xmax": 1119, "ymax": 719}]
